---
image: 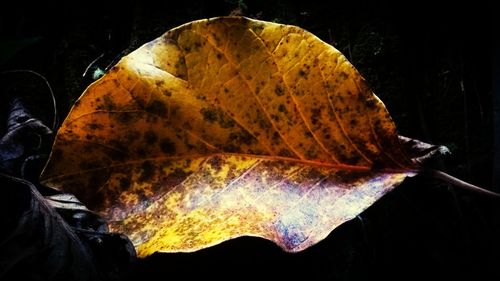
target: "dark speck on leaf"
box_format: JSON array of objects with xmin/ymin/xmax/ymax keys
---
[
  {"xmin": 144, "ymin": 130, "xmax": 158, "ymax": 145},
  {"xmin": 139, "ymin": 161, "xmax": 155, "ymax": 182},
  {"xmin": 88, "ymin": 123, "xmax": 103, "ymax": 130},
  {"xmin": 160, "ymin": 138, "xmax": 176, "ymax": 154},
  {"xmin": 208, "ymin": 155, "xmax": 224, "ymax": 171},
  {"xmin": 201, "ymin": 108, "xmax": 217, "ymax": 123},
  {"xmin": 147, "ymin": 100, "xmax": 167, "ymax": 117},
  {"xmin": 119, "ymin": 177, "xmax": 131, "ymax": 190},
  {"xmin": 201, "ymin": 107, "xmax": 235, "ymax": 128},
  {"xmin": 223, "ymin": 144, "xmax": 240, "ymax": 153},
  {"xmin": 275, "ymin": 85, "xmax": 285, "ymax": 96},
  {"xmin": 118, "ymin": 113, "xmax": 132, "ymax": 124},
  {"xmin": 338, "ymin": 72, "xmax": 348, "ymax": 80},
  {"xmin": 278, "ymin": 149, "xmax": 293, "ymax": 157}
]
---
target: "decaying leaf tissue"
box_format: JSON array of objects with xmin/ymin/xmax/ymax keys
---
[{"xmin": 39, "ymin": 16, "xmax": 490, "ymax": 259}]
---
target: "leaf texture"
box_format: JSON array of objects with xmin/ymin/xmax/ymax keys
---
[{"xmin": 41, "ymin": 17, "xmax": 418, "ymax": 257}]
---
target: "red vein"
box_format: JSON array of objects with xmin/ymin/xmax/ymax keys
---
[{"xmin": 43, "ymin": 152, "xmax": 416, "ymax": 183}]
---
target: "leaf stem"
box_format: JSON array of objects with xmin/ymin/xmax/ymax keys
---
[{"xmin": 426, "ymin": 169, "xmax": 500, "ymax": 199}]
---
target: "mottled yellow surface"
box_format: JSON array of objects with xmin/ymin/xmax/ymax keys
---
[{"xmin": 41, "ymin": 17, "xmax": 417, "ymax": 257}]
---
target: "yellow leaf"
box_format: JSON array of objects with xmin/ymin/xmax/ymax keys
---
[{"xmin": 41, "ymin": 17, "xmax": 418, "ymax": 257}]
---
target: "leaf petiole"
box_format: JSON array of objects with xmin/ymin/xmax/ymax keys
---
[{"xmin": 425, "ymin": 169, "xmax": 500, "ymax": 199}]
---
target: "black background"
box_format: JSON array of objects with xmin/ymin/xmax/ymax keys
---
[{"xmin": 1, "ymin": 1, "xmax": 497, "ymax": 280}]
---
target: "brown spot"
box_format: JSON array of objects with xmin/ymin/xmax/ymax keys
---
[
  {"xmin": 222, "ymin": 144, "xmax": 240, "ymax": 152},
  {"xmin": 306, "ymin": 149, "xmax": 317, "ymax": 158},
  {"xmin": 278, "ymin": 148, "xmax": 293, "ymax": 157},
  {"xmin": 223, "ymin": 87, "xmax": 229, "ymax": 93},
  {"xmin": 144, "ymin": 130, "xmax": 158, "ymax": 145},
  {"xmin": 216, "ymin": 53, "xmax": 223, "ymax": 60},
  {"xmin": 200, "ymin": 107, "xmax": 235, "ymax": 128},
  {"xmin": 136, "ymin": 147, "xmax": 146, "ymax": 156},
  {"xmin": 201, "ymin": 108, "xmax": 218, "ymax": 123},
  {"xmin": 365, "ymin": 98, "xmax": 376, "ymax": 109},
  {"xmin": 298, "ymin": 69, "xmax": 307, "ymax": 78},
  {"xmin": 274, "ymin": 85, "xmax": 285, "ymax": 96},
  {"xmin": 272, "ymin": 131, "xmax": 280, "ymax": 143},
  {"xmin": 229, "ymin": 130, "xmax": 255, "ymax": 145},
  {"xmin": 119, "ymin": 177, "xmax": 131, "ymax": 190},
  {"xmin": 125, "ymin": 130, "xmax": 141, "ymax": 142},
  {"xmin": 139, "ymin": 161, "xmax": 155, "ymax": 182},
  {"xmin": 160, "ymin": 138, "xmax": 176, "ymax": 154},
  {"xmin": 164, "ymin": 90, "xmax": 172, "ymax": 97},
  {"xmin": 182, "ymin": 122, "xmax": 193, "ymax": 130},
  {"xmin": 278, "ymin": 104, "xmax": 286, "ymax": 112},
  {"xmin": 107, "ymin": 148, "xmax": 126, "ymax": 161},
  {"xmin": 208, "ymin": 155, "xmax": 224, "ymax": 171},
  {"xmin": 88, "ymin": 123, "xmax": 103, "ymax": 130},
  {"xmin": 118, "ymin": 113, "xmax": 133, "ymax": 124},
  {"xmin": 338, "ymin": 72, "xmax": 348, "ymax": 80},
  {"xmin": 218, "ymin": 114, "xmax": 235, "ymax": 129},
  {"xmin": 147, "ymin": 100, "xmax": 167, "ymax": 118},
  {"xmin": 311, "ymin": 108, "xmax": 321, "ymax": 125}
]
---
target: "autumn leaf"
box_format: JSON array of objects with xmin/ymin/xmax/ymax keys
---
[{"xmin": 41, "ymin": 17, "xmax": 422, "ymax": 257}]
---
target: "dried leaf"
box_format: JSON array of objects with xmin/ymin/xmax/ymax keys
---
[
  {"xmin": 41, "ymin": 17, "xmax": 420, "ymax": 257},
  {"xmin": 0, "ymin": 99, "xmax": 135, "ymax": 280}
]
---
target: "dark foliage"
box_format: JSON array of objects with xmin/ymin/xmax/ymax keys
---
[
  {"xmin": 0, "ymin": 0, "xmax": 497, "ymax": 280},
  {"xmin": 0, "ymin": 97, "xmax": 135, "ymax": 280}
]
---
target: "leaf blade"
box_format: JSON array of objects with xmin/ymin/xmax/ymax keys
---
[{"xmin": 41, "ymin": 17, "xmax": 418, "ymax": 257}]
